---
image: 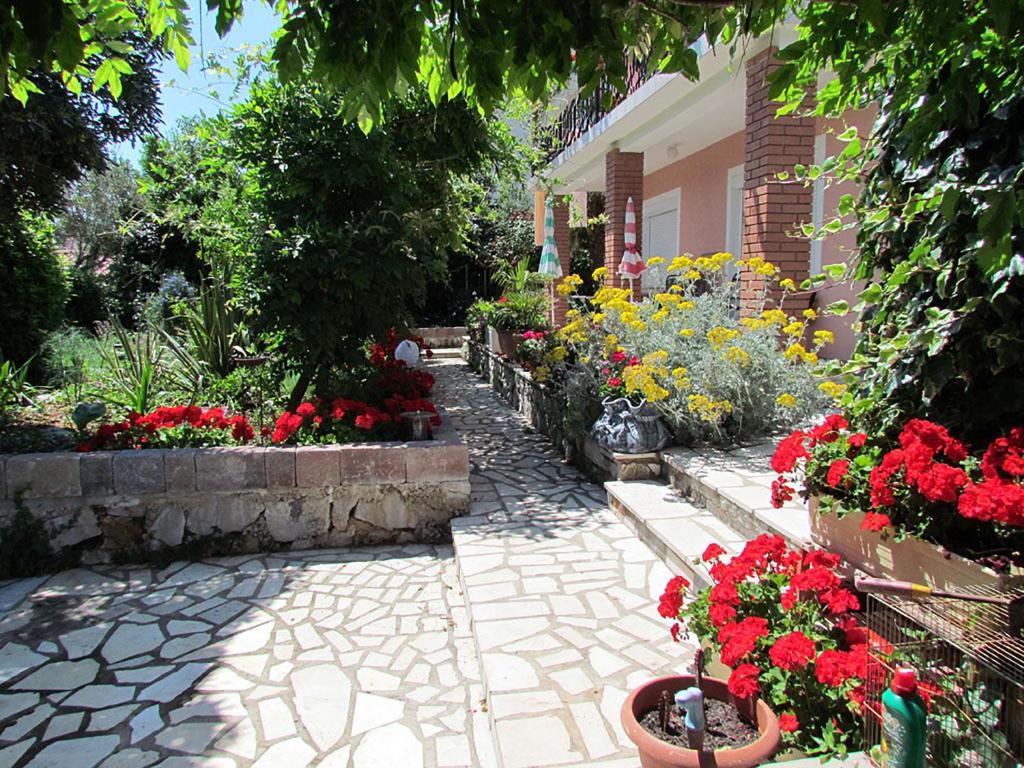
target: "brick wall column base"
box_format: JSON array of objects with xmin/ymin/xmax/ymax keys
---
[{"xmin": 604, "ymin": 149, "xmax": 644, "ymax": 298}]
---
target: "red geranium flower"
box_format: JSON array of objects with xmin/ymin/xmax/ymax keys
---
[
  {"xmin": 779, "ymin": 713, "xmax": 799, "ymax": 733},
  {"xmin": 727, "ymin": 664, "xmax": 761, "ymax": 699},
  {"xmin": 702, "ymin": 543, "xmax": 727, "ymax": 562},
  {"xmin": 769, "ymin": 631, "xmax": 816, "ymax": 671},
  {"xmin": 771, "ymin": 430, "xmax": 808, "ymax": 474},
  {"xmin": 847, "ymin": 432, "xmax": 868, "ymax": 448},
  {"xmin": 860, "ymin": 512, "xmax": 892, "ymax": 532},
  {"xmin": 826, "ymin": 459, "xmax": 850, "ymax": 487},
  {"xmin": 658, "ymin": 575, "xmax": 690, "ymax": 619}
]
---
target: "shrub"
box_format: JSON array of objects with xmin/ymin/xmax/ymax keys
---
[
  {"xmin": 65, "ymin": 262, "xmax": 110, "ymax": 330},
  {"xmin": 0, "ymin": 213, "xmax": 68, "ymax": 367},
  {"xmin": 660, "ymin": 536, "xmax": 870, "ymax": 759},
  {"xmin": 487, "ymin": 292, "xmax": 548, "ymax": 332},
  {"xmin": 557, "ymin": 254, "xmax": 828, "ymax": 445}
]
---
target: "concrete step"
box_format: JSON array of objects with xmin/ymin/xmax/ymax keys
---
[
  {"xmin": 430, "ymin": 346, "xmax": 465, "ymax": 359},
  {"xmin": 660, "ymin": 445, "xmax": 812, "ymax": 551},
  {"xmin": 768, "ymin": 752, "xmax": 872, "ymax": 766},
  {"xmin": 606, "ymin": 479, "xmax": 748, "ymax": 590}
]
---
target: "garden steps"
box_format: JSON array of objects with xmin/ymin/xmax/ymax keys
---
[
  {"xmin": 605, "ymin": 479, "xmax": 747, "ymax": 590},
  {"xmin": 659, "ymin": 445, "xmax": 812, "ymax": 550}
]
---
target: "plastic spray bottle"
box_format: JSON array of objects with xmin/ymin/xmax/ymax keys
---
[{"xmin": 880, "ymin": 668, "xmax": 927, "ymax": 768}]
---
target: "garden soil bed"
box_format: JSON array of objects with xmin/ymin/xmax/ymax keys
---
[{"xmin": 638, "ymin": 697, "xmax": 760, "ymax": 751}]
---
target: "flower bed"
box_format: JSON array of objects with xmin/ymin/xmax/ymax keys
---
[
  {"xmin": 553, "ymin": 256, "xmax": 830, "ymax": 447},
  {"xmin": 771, "ymin": 414, "xmax": 1024, "ymax": 581},
  {"xmin": 0, "ymin": 414, "xmax": 470, "ymax": 569}
]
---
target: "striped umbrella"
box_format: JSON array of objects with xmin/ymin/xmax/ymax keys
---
[
  {"xmin": 618, "ymin": 196, "xmax": 645, "ymax": 282},
  {"xmin": 538, "ymin": 200, "xmax": 562, "ymax": 279},
  {"xmin": 538, "ymin": 199, "xmax": 562, "ymax": 326}
]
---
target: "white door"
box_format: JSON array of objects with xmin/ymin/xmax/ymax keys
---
[
  {"xmin": 642, "ymin": 189, "xmax": 680, "ymax": 295},
  {"xmin": 725, "ymin": 164, "xmax": 744, "ymax": 283}
]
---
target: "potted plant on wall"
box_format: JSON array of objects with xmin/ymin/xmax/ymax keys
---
[
  {"xmin": 629, "ymin": 535, "xmax": 871, "ymax": 765},
  {"xmin": 486, "ymin": 292, "xmax": 548, "ymax": 358},
  {"xmin": 770, "ymin": 415, "xmax": 1024, "ymax": 590}
]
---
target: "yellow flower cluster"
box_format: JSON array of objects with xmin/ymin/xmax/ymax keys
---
[
  {"xmin": 533, "ymin": 366, "xmax": 551, "ymax": 383},
  {"xmin": 784, "ymin": 343, "xmax": 819, "ymax": 365},
  {"xmin": 783, "ymin": 321, "xmax": 805, "ymax": 337},
  {"xmin": 646, "ymin": 256, "xmax": 666, "ymax": 266},
  {"xmin": 803, "ymin": 308, "xmax": 818, "ymax": 320},
  {"xmin": 679, "ymin": 328, "xmax": 695, "ymax": 338},
  {"xmin": 761, "ymin": 309, "xmax": 788, "ymax": 326},
  {"xmin": 556, "ymin": 274, "xmax": 584, "ymax": 297},
  {"xmin": 707, "ymin": 326, "xmax": 740, "ymax": 349},
  {"xmin": 555, "ymin": 317, "xmax": 588, "ymax": 344},
  {"xmin": 623, "ymin": 354, "xmax": 671, "ymax": 402},
  {"xmin": 592, "ymin": 286, "xmax": 631, "ymax": 307},
  {"xmin": 687, "ymin": 394, "xmax": 733, "ymax": 423},
  {"xmin": 776, "ymin": 393, "xmax": 797, "ymax": 408},
  {"xmin": 671, "ymin": 367, "xmax": 691, "ymax": 390},
  {"xmin": 738, "ymin": 256, "xmax": 779, "ymax": 276},
  {"xmin": 724, "ymin": 346, "xmax": 750, "ymax": 366},
  {"xmin": 547, "ymin": 346, "xmax": 568, "ymax": 363},
  {"xmin": 779, "ymin": 278, "xmax": 797, "ymax": 291},
  {"xmin": 819, "ymin": 381, "xmax": 848, "ymax": 399},
  {"xmin": 592, "ymin": 266, "xmax": 608, "ymax": 282},
  {"xmin": 813, "ymin": 329, "xmax": 835, "ymax": 346}
]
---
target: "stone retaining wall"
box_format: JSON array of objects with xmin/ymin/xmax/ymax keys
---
[
  {"xmin": 416, "ymin": 326, "xmax": 467, "ymax": 348},
  {"xmin": 465, "ymin": 341, "xmax": 661, "ymax": 483},
  {"xmin": 0, "ymin": 418, "xmax": 470, "ymax": 565}
]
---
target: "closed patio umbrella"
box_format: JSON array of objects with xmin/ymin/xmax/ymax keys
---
[
  {"xmin": 538, "ymin": 199, "xmax": 562, "ymax": 325},
  {"xmin": 618, "ymin": 196, "xmax": 644, "ymax": 297}
]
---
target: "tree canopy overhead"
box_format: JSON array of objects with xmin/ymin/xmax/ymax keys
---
[{"xmin": 3, "ymin": 1, "xmax": 783, "ymax": 123}]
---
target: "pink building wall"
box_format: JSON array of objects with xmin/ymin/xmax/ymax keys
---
[{"xmin": 643, "ymin": 132, "xmax": 744, "ymax": 257}]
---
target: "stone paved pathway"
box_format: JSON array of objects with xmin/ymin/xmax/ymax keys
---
[
  {"xmin": 435, "ymin": 359, "xmax": 698, "ymax": 768},
  {"xmin": 0, "ymin": 546, "xmax": 495, "ymax": 767},
  {"xmin": 0, "ymin": 358, "xmax": 698, "ymax": 768}
]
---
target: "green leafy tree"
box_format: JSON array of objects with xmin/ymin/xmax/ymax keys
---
[
  {"xmin": 0, "ymin": 214, "xmax": 68, "ymax": 366},
  {"xmin": 232, "ymin": 81, "xmax": 497, "ymax": 404},
  {"xmin": 56, "ymin": 161, "xmax": 145, "ymax": 266},
  {"xmin": 141, "ymin": 116, "xmax": 259, "ymax": 274}
]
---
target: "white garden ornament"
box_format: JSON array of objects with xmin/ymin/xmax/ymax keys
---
[{"xmin": 394, "ymin": 339, "xmax": 420, "ymax": 366}]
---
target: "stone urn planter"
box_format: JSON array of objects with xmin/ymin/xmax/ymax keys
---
[
  {"xmin": 486, "ymin": 326, "xmax": 521, "ymax": 358},
  {"xmin": 591, "ymin": 397, "xmax": 672, "ymax": 454},
  {"xmin": 622, "ymin": 675, "xmax": 781, "ymax": 768},
  {"xmin": 809, "ymin": 497, "xmax": 1024, "ymax": 591}
]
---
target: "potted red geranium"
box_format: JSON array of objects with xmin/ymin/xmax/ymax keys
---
[
  {"xmin": 771, "ymin": 415, "xmax": 1024, "ymax": 589},
  {"xmin": 627, "ymin": 535, "xmax": 871, "ymax": 765}
]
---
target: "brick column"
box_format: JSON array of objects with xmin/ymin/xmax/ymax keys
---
[
  {"xmin": 552, "ymin": 200, "xmax": 572, "ymax": 327},
  {"xmin": 740, "ymin": 49, "xmax": 815, "ymax": 316},
  {"xmin": 604, "ymin": 149, "xmax": 644, "ymax": 294}
]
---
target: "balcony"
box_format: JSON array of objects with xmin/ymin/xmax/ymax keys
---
[{"xmin": 543, "ymin": 55, "xmax": 652, "ymax": 163}]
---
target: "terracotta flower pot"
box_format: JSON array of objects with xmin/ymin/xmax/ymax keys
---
[
  {"xmin": 486, "ymin": 326, "xmax": 521, "ymax": 358},
  {"xmin": 621, "ymin": 675, "xmax": 781, "ymax": 768}
]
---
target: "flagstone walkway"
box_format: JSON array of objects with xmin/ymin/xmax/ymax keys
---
[
  {"xmin": 0, "ymin": 357, "xmax": 696, "ymax": 768},
  {"xmin": 436, "ymin": 358, "xmax": 698, "ymax": 768},
  {"xmin": 0, "ymin": 545, "xmax": 495, "ymax": 768}
]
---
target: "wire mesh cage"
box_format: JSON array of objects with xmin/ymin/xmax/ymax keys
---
[{"xmin": 863, "ymin": 585, "xmax": 1024, "ymax": 767}]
